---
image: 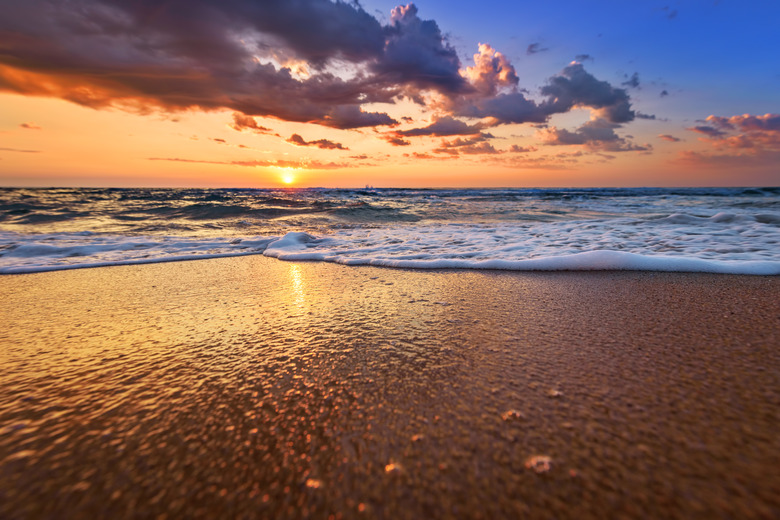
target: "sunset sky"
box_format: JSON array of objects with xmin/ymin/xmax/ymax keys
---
[{"xmin": 1, "ymin": 0, "xmax": 778, "ymax": 188}]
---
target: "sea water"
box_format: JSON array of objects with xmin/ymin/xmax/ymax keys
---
[{"xmin": 0, "ymin": 187, "xmax": 778, "ymax": 274}]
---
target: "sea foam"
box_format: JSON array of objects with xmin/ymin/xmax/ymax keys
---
[{"xmin": 1, "ymin": 187, "xmax": 778, "ymax": 275}]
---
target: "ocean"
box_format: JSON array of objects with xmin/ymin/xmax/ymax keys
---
[{"xmin": 1, "ymin": 187, "xmax": 778, "ymax": 275}]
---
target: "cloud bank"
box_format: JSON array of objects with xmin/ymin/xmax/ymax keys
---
[
  {"xmin": 0, "ymin": 0, "xmax": 643, "ymax": 153},
  {"xmin": 688, "ymin": 114, "xmax": 780, "ymax": 151}
]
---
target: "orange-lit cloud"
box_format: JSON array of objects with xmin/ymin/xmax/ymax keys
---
[
  {"xmin": 461, "ymin": 44, "xmax": 518, "ymax": 96},
  {"xmin": 228, "ymin": 113, "xmax": 274, "ymax": 134},
  {"xmin": 0, "ymin": 147, "xmax": 41, "ymax": 153},
  {"xmin": 148, "ymin": 157, "xmax": 351, "ymax": 170},
  {"xmin": 395, "ymin": 116, "xmax": 486, "ymax": 137},
  {"xmin": 679, "ymin": 113, "xmax": 780, "ymax": 168},
  {"xmin": 286, "ymin": 134, "xmax": 348, "ymax": 150},
  {"xmin": 433, "ymin": 135, "xmax": 501, "ymax": 156},
  {"xmin": 538, "ymin": 118, "xmax": 650, "ymax": 152},
  {"xmin": 0, "ymin": 0, "xmax": 642, "ymax": 154}
]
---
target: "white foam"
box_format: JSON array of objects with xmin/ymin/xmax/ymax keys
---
[
  {"xmin": 2, "ymin": 210, "xmax": 779, "ymax": 275},
  {"xmin": 0, "ymin": 232, "xmax": 277, "ymax": 274}
]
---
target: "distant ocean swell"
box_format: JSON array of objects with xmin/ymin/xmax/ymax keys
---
[{"xmin": 0, "ymin": 187, "xmax": 778, "ymax": 275}]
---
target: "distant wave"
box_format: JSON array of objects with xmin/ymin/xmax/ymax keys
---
[{"xmin": 1, "ymin": 187, "xmax": 777, "ymax": 275}]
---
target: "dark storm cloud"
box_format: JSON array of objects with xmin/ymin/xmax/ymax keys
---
[
  {"xmin": 1, "ymin": 0, "xmax": 640, "ymax": 142},
  {"xmin": 286, "ymin": 133, "xmax": 349, "ymax": 150},
  {"xmin": 372, "ymin": 4, "xmax": 468, "ymax": 94},
  {"xmin": 0, "ymin": 0, "xmax": 399, "ymax": 128}
]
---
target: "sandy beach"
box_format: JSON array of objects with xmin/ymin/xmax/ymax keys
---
[{"xmin": 1, "ymin": 256, "xmax": 779, "ymax": 519}]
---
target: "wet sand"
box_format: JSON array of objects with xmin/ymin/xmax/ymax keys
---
[{"xmin": 1, "ymin": 256, "xmax": 779, "ymax": 519}]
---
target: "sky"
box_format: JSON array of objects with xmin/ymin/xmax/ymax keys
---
[{"xmin": 0, "ymin": 0, "xmax": 778, "ymax": 188}]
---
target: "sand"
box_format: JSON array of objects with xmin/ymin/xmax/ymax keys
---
[{"xmin": 1, "ymin": 256, "xmax": 779, "ymax": 519}]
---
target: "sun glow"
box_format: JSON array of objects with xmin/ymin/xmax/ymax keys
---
[{"xmin": 277, "ymin": 167, "xmax": 296, "ymax": 185}]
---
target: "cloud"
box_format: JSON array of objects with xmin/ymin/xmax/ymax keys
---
[
  {"xmin": 509, "ymin": 144, "xmax": 537, "ymax": 153},
  {"xmin": 660, "ymin": 89, "xmax": 669, "ymax": 97},
  {"xmin": 396, "ymin": 116, "xmax": 485, "ymax": 137},
  {"xmin": 461, "ymin": 44, "xmax": 518, "ymax": 96},
  {"xmin": 453, "ymin": 142, "xmax": 500, "ymax": 155},
  {"xmin": 621, "ymin": 72, "xmax": 640, "ymax": 89},
  {"xmin": 688, "ymin": 113, "xmax": 780, "ymax": 151},
  {"xmin": 148, "ymin": 156, "xmax": 351, "ymax": 170},
  {"xmin": 229, "ymin": 113, "xmax": 273, "ymax": 133},
  {"xmin": 452, "ymin": 91, "xmax": 548, "ymax": 125},
  {"xmin": 0, "ymin": 0, "xmax": 401, "ymax": 129},
  {"xmin": 707, "ymin": 113, "xmax": 780, "ymax": 133},
  {"xmin": 286, "ymin": 133, "xmax": 348, "ymax": 150},
  {"xmin": 445, "ymin": 61, "xmax": 638, "ymax": 128},
  {"xmin": 675, "ymin": 149, "xmax": 780, "ymax": 167},
  {"xmin": 678, "ymin": 113, "xmax": 780, "ymax": 169},
  {"xmin": 0, "ymin": 0, "xmax": 641, "ymax": 150},
  {"xmin": 319, "ymin": 105, "xmax": 398, "ymax": 129},
  {"xmin": 383, "ymin": 134, "xmax": 411, "ymax": 146},
  {"xmin": 687, "ymin": 125, "xmax": 727, "ymax": 137},
  {"xmin": 662, "ymin": 6, "xmax": 679, "ymax": 20},
  {"xmin": 436, "ymin": 135, "xmax": 489, "ymax": 148},
  {"xmin": 20, "ymin": 122, "xmax": 41, "ymax": 130},
  {"xmin": 371, "ymin": 3, "xmax": 468, "ymax": 94},
  {"xmin": 0, "ymin": 147, "xmax": 41, "ymax": 153},
  {"xmin": 526, "ymin": 43, "xmax": 549, "ymax": 55},
  {"xmin": 432, "ymin": 134, "xmax": 501, "ymax": 155},
  {"xmin": 574, "ymin": 54, "xmax": 593, "ymax": 62},
  {"xmin": 539, "ymin": 118, "xmax": 650, "ymax": 152},
  {"xmin": 658, "ymin": 134, "xmax": 682, "ymax": 142},
  {"xmin": 540, "ymin": 63, "xmax": 635, "ymax": 123},
  {"xmin": 403, "ymin": 152, "xmax": 437, "ymax": 160}
]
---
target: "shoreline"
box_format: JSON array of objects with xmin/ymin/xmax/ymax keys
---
[
  {"xmin": 1, "ymin": 256, "xmax": 779, "ymax": 518},
  {"xmin": 3, "ymin": 250, "xmax": 780, "ymax": 276}
]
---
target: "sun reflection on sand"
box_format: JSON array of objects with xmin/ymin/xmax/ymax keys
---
[{"xmin": 287, "ymin": 263, "xmax": 306, "ymax": 310}]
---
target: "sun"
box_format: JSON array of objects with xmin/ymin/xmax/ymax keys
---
[{"xmin": 276, "ymin": 167, "xmax": 297, "ymax": 186}]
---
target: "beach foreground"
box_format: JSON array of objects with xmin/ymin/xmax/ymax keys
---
[{"xmin": 1, "ymin": 256, "xmax": 779, "ymax": 519}]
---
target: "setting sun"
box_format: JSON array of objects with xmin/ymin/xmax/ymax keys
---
[{"xmin": 277, "ymin": 168, "xmax": 296, "ymax": 185}]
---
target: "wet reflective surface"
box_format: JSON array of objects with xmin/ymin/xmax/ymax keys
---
[{"xmin": 1, "ymin": 257, "xmax": 779, "ymax": 518}]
